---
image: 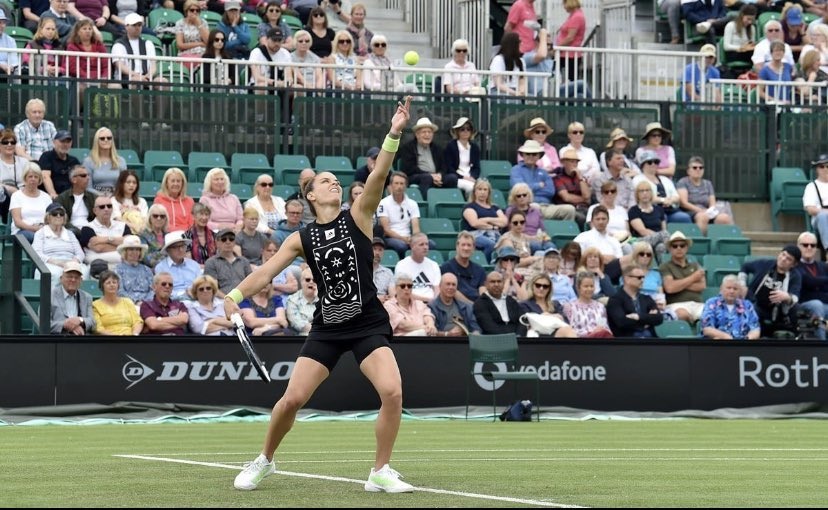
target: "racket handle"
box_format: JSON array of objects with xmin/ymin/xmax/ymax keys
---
[{"xmin": 230, "ymin": 312, "xmax": 245, "ymax": 330}]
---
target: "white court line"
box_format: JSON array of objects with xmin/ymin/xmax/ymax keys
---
[
  {"xmin": 129, "ymin": 447, "xmax": 828, "ymax": 456},
  {"xmin": 114, "ymin": 454, "xmax": 583, "ymax": 508}
]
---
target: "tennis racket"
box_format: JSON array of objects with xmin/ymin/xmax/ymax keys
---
[{"xmin": 231, "ymin": 313, "xmax": 271, "ymax": 383}]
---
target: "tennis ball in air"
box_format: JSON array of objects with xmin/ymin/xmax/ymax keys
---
[{"xmin": 404, "ymin": 50, "xmax": 420, "ymax": 66}]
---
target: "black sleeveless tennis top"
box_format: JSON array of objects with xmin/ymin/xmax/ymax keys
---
[{"xmin": 298, "ymin": 209, "xmax": 392, "ymax": 340}]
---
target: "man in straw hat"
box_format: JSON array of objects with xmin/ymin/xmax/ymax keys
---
[
  {"xmin": 554, "ymin": 147, "xmax": 592, "ymax": 227},
  {"xmin": 659, "ymin": 231, "xmax": 705, "ymax": 324},
  {"xmin": 599, "ymin": 127, "xmax": 639, "ymax": 174},
  {"xmin": 154, "ymin": 231, "xmax": 202, "ymax": 300},
  {"xmin": 518, "ymin": 117, "xmax": 560, "ymax": 173},
  {"xmin": 510, "ymin": 139, "xmax": 576, "ymax": 221},
  {"xmin": 802, "ymin": 153, "xmax": 828, "ymax": 256},
  {"xmin": 397, "ymin": 117, "xmax": 457, "ymax": 198}
]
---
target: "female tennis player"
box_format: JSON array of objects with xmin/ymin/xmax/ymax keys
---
[{"xmin": 225, "ymin": 97, "xmax": 414, "ymax": 493}]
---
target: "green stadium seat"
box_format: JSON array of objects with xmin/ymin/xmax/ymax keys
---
[
  {"xmin": 200, "ymin": 9, "xmax": 222, "ymax": 29},
  {"xmin": 769, "ymin": 167, "xmax": 809, "ymax": 230},
  {"xmin": 189, "ymin": 152, "xmax": 231, "ymax": 183},
  {"xmin": 234, "ymin": 184, "xmax": 253, "ymax": 201},
  {"xmin": 143, "ymin": 150, "xmax": 187, "ymax": 181},
  {"xmin": 148, "ymin": 8, "xmax": 183, "ymax": 40},
  {"xmin": 405, "ymin": 248, "xmax": 445, "ymax": 264},
  {"xmin": 7, "ymin": 26, "xmax": 34, "ymax": 48},
  {"xmin": 655, "ymin": 320, "xmax": 695, "ymax": 339},
  {"xmin": 480, "ymin": 159, "xmax": 513, "ymax": 193},
  {"xmin": 187, "ymin": 182, "xmax": 204, "ymax": 197},
  {"xmin": 543, "ymin": 220, "xmax": 580, "ymax": 246},
  {"xmin": 119, "ymin": 149, "xmax": 142, "ymax": 171},
  {"xmin": 232, "ymin": 153, "xmax": 272, "ymax": 186},
  {"xmin": 491, "ymin": 189, "xmax": 507, "ymax": 210},
  {"xmin": 282, "ymin": 14, "xmax": 303, "ymax": 32},
  {"xmin": 273, "ymin": 184, "xmax": 295, "ymax": 200},
  {"xmin": 419, "ymin": 217, "xmax": 457, "ymax": 251},
  {"xmin": 758, "ymin": 11, "xmax": 781, "ymax": 38},
  {"xmin": 80, "ymin": 280, "xmax": 103, "ymax": 299},
  {"xmin": 274, "ymin": 154, "xmax": 311, "ymax": 173},
  {"xmin": 702, "ymin": 254, "xmax": 743, "ymax": 287},
  {"xmin": 446, "ymin": 249, "xmax": 488, "ymax": 267},
  {"xmin": 427, "ymin": 188, "xmax": 464, "ymax": 218},
  {"xmin": 381, "ymin": 250, "xmax": 400, "ymax": 269},
  {"xmin": 355, "ymin": 156, "xmax": 368, "ymax": 169},
  {"xmin": 280, "ymin": 168, "xmax": 304, "ymax": 187},
  {"xmin": 316, "ymin": 155, "xmax": 354, "ymax": 171},
  {"xmin": 139, "ymin": 180, "xmax": 162, "ymax": 202},
  {"xmin": 707, "ymin": 224, "xmax": 751, "ymax": 257},
  {"xmin": 242, "ymin": 12, "xmax": 263, "ymax": 25},
  {"xmin": 332, "ymin": 168, "xmax": 356, "ymax": 187},
  {"xmin": 69, "ymin": 148, "xmax": 90, "ymax": 162},
  {"xmin": 405, "ymin": 187, "xmax": 427, "ymax": 217}
]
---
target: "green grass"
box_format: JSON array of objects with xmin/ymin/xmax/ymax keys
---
[{"xmin": 2, "ymin": 420, "xmax": 828, "ymax": 507}]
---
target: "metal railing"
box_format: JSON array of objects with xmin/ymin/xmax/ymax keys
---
[{"xmin": 0, "ymin": 234, "xmax": 51, "ymax": 335}]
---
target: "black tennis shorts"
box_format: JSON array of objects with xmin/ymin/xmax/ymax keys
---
[{"xmin": 298, "ymin": 334, "xmax": 391, "ymax": 372}]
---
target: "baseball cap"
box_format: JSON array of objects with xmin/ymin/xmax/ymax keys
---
[
  {"xmin": 63, "ymin": 260, "xmax": 84, "ymax": 274},
  {"xmin": 124, "ymin": 12, "xmax": 144, "ymax": 25},
  {"xmin": 787, "ymin": 8, "xmax": 803, "ymax": 25},
  {"xmin": 372, "ymin": 237, "xmax": 385, "ymax": 247},
  {"xmin": 543, "ymin": 247, "xmax": 561, "ymax": 257},
  {"xmin": 266, "ymin": 27, "xmax": 284, "ymax": 41},
  {"xmin": 0, "ymin": 11, "xmax": 7, "ymax": 21},
  {"xmin": 54, "ymin": 130, "xmax": 72, "ymax": 141},
  {"xmin": 224, "ymin": 0, "xmax": 241, "ymax": 10},
  {"xmin": 46, "ymin": 202, "xmax": 66, "ymax": 214},
  {"xmin": 366, "ymin": 147, "xmax": 380, "ymax": 159},
  {"xmin": 216, "ymin": 228, "xmax": 236, "ymax": 239}
]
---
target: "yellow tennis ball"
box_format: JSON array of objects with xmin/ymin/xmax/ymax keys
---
[{"xmin": 404, "ymin": 50, "xmax": 420, "ymax": 66}]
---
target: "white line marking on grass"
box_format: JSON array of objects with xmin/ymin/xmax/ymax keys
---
[
  {"xmin": 114, "ymin": 454, "xmax": 583, "ymax": 508},
  {"xmin": 130, "ymin": 447, "xmax": 828, "ymax": 456}
]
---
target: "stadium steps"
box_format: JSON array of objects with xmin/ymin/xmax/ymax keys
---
[
  {"xmin": 744, "ymin": 231, "xmax": 800, "ymax": 258},
  {"xmin": 360, "ymin": 0, "xmax": 436, "ymax": 60}
]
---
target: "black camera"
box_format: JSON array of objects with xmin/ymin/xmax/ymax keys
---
[{"xmin": 795, "ymin": 309, "xmax": 825, "ymax": 340}]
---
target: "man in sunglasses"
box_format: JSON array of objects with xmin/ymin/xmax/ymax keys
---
[
  {"xmin": 140, "ymin": 271, "xmax": 190, "ymax": 335},
  {"xmin": 793, "ymin": 231, "xmax": 828, "ymax": 339},
  {"xmin": 155, "ymin": 231, "xmax": 203, "ymax": 300},
  {"xmin": 52, "ymin": 165, "xmax": 95, "ymax": 235},
  {"xmin": 751, "ymin": 19, "xmax": 794, "ymax": 73},
  {"xmin": 285, "ymin": 268, "xmax": 318, "ymax": 335},
  {"xmin": 78, "ymin": 195, "xmax": 132, "ymax": 269},
  {"xmin": 205, "ymin": 228, "xmax": 253, "ymax": 297},
  {"xmin": 659, "ymin": 231, "xmax": 705, "ymax": 324},
  {"xmin": 607, "ymin": 264, "xmax": 662, "ymax": 338}
]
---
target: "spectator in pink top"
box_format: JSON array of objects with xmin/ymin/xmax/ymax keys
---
[
  {"xmin": 199, "ymin": 167, "xmax": 244, "ymax": 232},
  {"xmin": 504, "ymin": 0, "xmax": 538, "ymax": 54},
  {"xmin": 555, "ymin": 0, "xmax": 586, "ymax": 81}
]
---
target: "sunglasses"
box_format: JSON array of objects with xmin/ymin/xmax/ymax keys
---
[
  {"xmin": 49, "ymin": 210, "xmax": 66, "ymax": 217},
  {"xmin": 214, "ymin": 37, "xmax": 225, "ymax": 42},
  {"xmin": 671, "ymin": 243, "xmax": 687, "ymax": 249},
  {"xmin": 511, "ymin": 220, "xmax": 525, "ymax": 225},
  {"xmin": 534, "ymin": 283, "xmax": 550, "ymax": 289},
  {"xmin": 570, "ymin": 130, "xmax": 584, "ymax": 135},
  {"xmin": 197, "ymin": 286, "xmax": 213, "ymax": 292},
  {"xmin": 219, "ymin": 236, "xmax": 235, "ymax": 242},
  {"xmin": 152, "ymin": 214, "xmax": 167, "ymax": 219},
  {"xmin": 800, "ymin": 243, "xmax": 817, "ymax": 248},
  {"xmin": 629, "ymin": 275, "xmax": 645, "ymax": 280},
  {"xmin": 455, "ymin": 48, "xmax": 468, "ymax": 53},
  {"xmin": 604, "ymin": 189, "xmax": 617, "ymax": 194},
  {"xmin": 297, "ymin": 39, "xmax": 310, "ymax": 43},
  {"xmin": 515, "ymin": 193, "xmax": 528, "ymax": 198},
  {"xmin": 74, "ymin": 173, "xmax": 89, "ymax": 178},
  {"xmin": 313, "ymin": 12, "xmax": 325, "ymax": 17},
  {"xmin": 188, "ymin": 8, "xmax": 200, "ymax": 12},
  {"xmin": 96, "ymin": 204, "xmax": 113, "ymax": 209},
  {"xmin": 690, "ymin": 165, "xmax": 704, "ymax": 170},
  {"xmin": 304, "ymin": 278, "xmax": 314, "ymax": 283},
  {"xmin": 373, "ymin": 43, "xmax": 387, "ymax": 47},
  {"xmin": 158, "ymin": 281, "xmax": 174, "ymax": 287},
  {"xmin": 638, "ymin": 252, "xmax": 653, "ymax": 258},
  {"xmin": 533, "ymin": 129, "xmax": 547, "ymax": 135},
  {"xmin": 259, "ymin": 181, "xmax": 274, "ymax": 187},
  {"xmin": 338, "ymin": 40, "xmax": 351, "ymax": 45},
  {"xmin": 267, "ymin": 8, "xmax": 280, "ymax": 12},
  {"xmin": 458, "ymin": 126, "xmax": 472, "ymax": 132},
  {"xmin": 649, "ymin": 132, "xmax": 663, "ymax": 137},
  {"xmin": 397, "ymin": 283, "xmax": 413, "ymax": 289},
  {"xmin": 0, "ymin": 140, "xmax": 16, "ymax": 145},
  {"xmin": 766, "ymin": 28, "xmax": 780, "ymax": 32},
  {"xmin": 98, "ymin": 136, "xmax": 113, "ymax": 141}
]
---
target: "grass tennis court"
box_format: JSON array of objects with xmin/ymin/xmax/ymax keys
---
[{"xmin": 2, "ymin": 419, "xmax": 827, "ymax": 507}]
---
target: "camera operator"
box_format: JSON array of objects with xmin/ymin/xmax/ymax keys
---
[
  {"xmin": 739, "ymin": 245, "xmax": 802, "ymax": 338},
  {"xmin": 795, "ymin": 231, "xmax": 828, "ymax": 339}
]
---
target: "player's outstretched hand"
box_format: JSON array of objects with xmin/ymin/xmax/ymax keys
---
[
  {"xmin": 391, "ymin": 96, "xmax": 412, "ymax": 134},
  {"xmin": 225, "ymin": 297, "xmax": 241, "ymax": 321}
]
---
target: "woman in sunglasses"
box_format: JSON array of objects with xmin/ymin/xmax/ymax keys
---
[
  {"xmin": 519, "ymin": 273, "xmax": 577, "ymax": 338},
  {"xmin": 244, "ymin": 174, "xmax": 286, "ymax": 238},
  {"xmin": 305, "ymin": 6, "xmax": 335, "ymax": 58},
  {"xmin": 138, "ymin": 204, "xmax": 170, "ymax": 268},
  {"xmin": 495, "ymin": 210, "xmax": 543, "ymax": 269},
  {"xmin": 83, "ymin": 127, "xmax": 126, "ymax": 195},
  {"xmin": 175, "ymin": 0, "xmax": 210, "ymax": 67},
  {"xmin": 444, "ymin": 117, "xmax": 480, "ymax": 197},
  {"xmin": 258, "ymin": 1, "xmax": 294, "ymax": 49},
  {"xmin": 329, "ymin": 30, "xmax": 361, "ymax": 90},
  {"xmin": 558, "ymin": 121, "xmax": 600, "ymax": 181},
  {"xmin": 186, "ymin": 274, "xmax": 235, "ymax": 336},
  {"xmin": 0, "ymin": 128, "xmax": 27, "ymax": 222},
  {"xmin": 33, "ymin": 202, "xmax": 87, "ymax": 279},
  {"xmin": 443, "ymin": 38, "xmax": 483, "ymax": 95},
  {"xmin": 505, "ymin": 183, "xmax": 556, "ymax": 254}
]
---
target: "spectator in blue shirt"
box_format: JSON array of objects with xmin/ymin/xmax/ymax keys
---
[
  {"xmin": 682, "ymin": 43, "xmax": 722, "ymax": 102},
  {"xmin": 758, "ymin": 41, "xmax": 794, "ymax": 104},
  {"xmin": 510, "ymin": 140, "xmax": 557, "ymax": 204},
  {"xmin": 0, "ymin": 11, "xmax": 20, "ymax": 78}
]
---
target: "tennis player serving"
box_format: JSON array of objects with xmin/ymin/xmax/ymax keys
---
[{"xmin": 226, "ymin": 96, "xmax": 414, "ymax": 493}]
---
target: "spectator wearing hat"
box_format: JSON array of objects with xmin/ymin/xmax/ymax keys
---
[
  {"xmin": 55, "ymin": 165, "xmax": 97, "ymax": 234},
  {"xmin": 804, "ymin": 154, "xmax": 828, "ymax": 254},
  {"xmin": 354, "ymin": 146, "xmax": 390, "ymax": 187},
  {"xmin": 752, "ymin": 20, "xmax": 795, "ymax": 72},
  {"xmin": 492, "ymin": 246, "xmax": 529, "ymax": 301},
  {"xmin": 599, "ymin": 127, "xmax": 639, "ymax": 174},
  {"xmin": 155, "ymin": 231, "xmax": 203, "ymax": 300},
  {"xmin": 49, "ymin": 261, "xmax": 96, "ymax": 335},
  {"xmin": 14, "ymin": 98, "xmax": 56, "ymax": 163},
  {"xmin": 444, "ymin": 117, "xmax": 481, "ymax": 197},
  {"xmin": 37, "ymin": 129, "xmax": 80, "ymax": 198},
  {"xmin": 204, "ymin": 228, "xmax": 253, "ymax": 296},
  {"xmin": 443, "ymin": 38, "xmax": 484, "ymax": 95},
  {"xmin": 739, "ymin": 245, "xmax": 802, "ymax": 337},
  {"xmin": 249, "ymin": 26, "xmax": 293, "ymax": 93},
  {"xmin": 682, "ymin": 0, "xmax": 732, "ymax": 44},
  {"xmin": 397, "ymin": 117, "xmax": 456, "ymax": 198},
  {"xmin": 700, "ymin": 274, "xmax": 760, "ymax": 340},
  {"xmin": 0, "ymin": 11, "xmax": 19, "ymax": 78},
  {"xmin": 558, "ymin": 121, "xmax": 600, "ymax": 182},
  {"xmin": 93, "ymin": 271, "xmax": 144, "ymax": 336},
  {"xmin": 440, "ymin": 231, "xmax": 487, "ymax": 302},
  {"xmin": 473, "ymin": 270, "xmax": 522, "ymax": 334},
  {"xmin": 636, "ymin": 122, "xmax": 676, "ymax": 178},
  {"xmin": 681, "ymin": 44, "xmax": 720, "ymax": 103},
  {"xmin": 554, "ymin": 148, "xmax": 591, "ymax": 227},
  {"xmin": 395, "ymin": 233, "xmax": 441, "ymax": 302},
  {"xmin": 377, "ymin": 171, "xmax": 431, "ymax": 258},
  {"xmin": 659, "ymin": 231, "xmax": 706, "ymax": 323},
  {"xmin": 115, "ymin": 234, "xmax": 154, "ymax": 304},
  {"xmin": 592, "ymin": 148, "xmax": 637, "ymax": 211},
  {"xmin": 633, "ymin": 149, "xmax": 692, "ymax": 225},
  {"xmin": 511, "ymin": 139, "xmax": 577, "ymax": 223},
  {"xmin": 429, "ymin": 272, "xmax": 481, "ymax": 336},
  {"xmin": 722, "ymin": 5, "xmax": 757, "ymax": 67},
  {"xmin": 782, "ymin": 4, "xmax": 808, "ymax": 60},
  {"xmin": 370, "ymin": 236, "xmax": 394, "ymax": 302},
  {"xmin": 33, "ymin": 201, "xmax": 88, "ymax": 280},
  {"xmin": 78, "ymin": 195, "xmax": 132, "ymax": 267},
  {"xmin": 518, "ymin": 117, "xmax": 561, "ymax": 175},
  {"xmin": 140, "ymin": 271, "xmax": 190, "ymax": 335},
  {"xmin": 9, "ymin": 162, "xmax": 52, "ymax": 243},
  {"xmin": 218, "ymin": 0, "xmax": 251, "ymax": 59}
]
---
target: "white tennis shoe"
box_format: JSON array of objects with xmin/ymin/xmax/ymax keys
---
[
  {"xmin": 364, "ymin": 464, "xmax": 415, "ymax": 493},
  {"xmin": 234, "ymin": 454, "xmax": 276, "ymax": 490}
]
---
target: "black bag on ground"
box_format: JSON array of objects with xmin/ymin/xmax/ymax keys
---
[{"xmin": 499, "ymin": 400, "xmax": 533, "ymax": 422}]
